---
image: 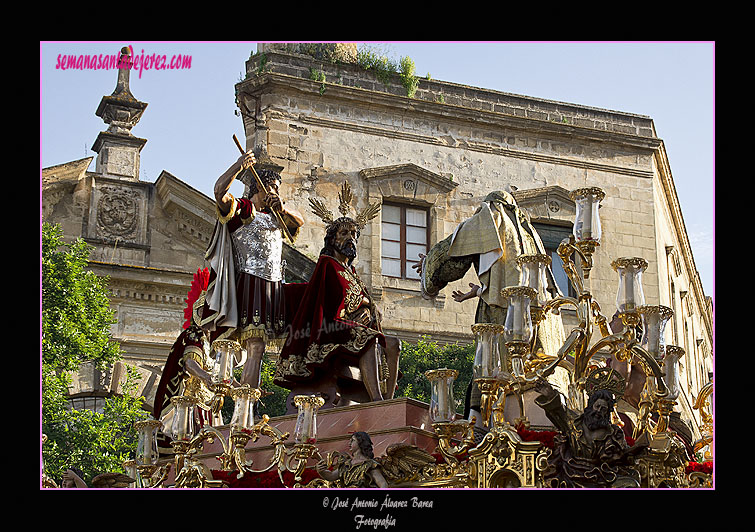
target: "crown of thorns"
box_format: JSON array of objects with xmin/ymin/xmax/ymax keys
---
[
  {"xmin": 308, "ymin": 181, "xmax": 381, "ymax": 230},
  {"xmin": 584, "ymin": 367, "xmax": 626, "ymax": 399}
]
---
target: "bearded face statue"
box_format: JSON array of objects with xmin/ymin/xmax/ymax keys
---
[
  {"xmin": 583, "ymin": 389, "xmax": 615, "ymax": 431},
  {"xmin": 321, "ymin": 218, "xmax": 360, "ymax": 263}
]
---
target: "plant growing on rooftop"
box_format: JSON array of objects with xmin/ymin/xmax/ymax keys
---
[{"xmin": 399, "ymin": 55, "xmax": 420, "ymax": 98}]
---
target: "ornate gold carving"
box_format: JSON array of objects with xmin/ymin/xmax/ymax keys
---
[
  {"xmin": 611, "ymin": 256, "xmax": 649, "ymax": 272},
  {"xmin": 309, "ymin": 181, "xmax": 381, "ymax": 230},
  {"xmin": 516, "ymin": 253, "xmax": 551, "ymax": 267},
  {"xmin": 424, "ymin": 368, "xmax": 459, "ymax": 380},
  {"xmin": 470, "ymin": 323, "xmax": 506, "ymax": 334},
  {"xmin": 500, "ymin": 286, "xmax": 538, "ymax": 300},
  {"xmin": 339, "ymin": 269, "xmax": 366, "ymax": 315},
  {"xmin": 569, "ymin": 186, "xmax": 605, "ymax": 202},
  {"xmin": 584, "ymin": 367, "xmax": 626, "ymax": 398}
]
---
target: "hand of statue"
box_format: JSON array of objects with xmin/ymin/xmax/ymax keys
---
[
  {"xmin": 353, "ymin": 307, "xmax": 372, "ymax": 326},
  {"xmin": 534, "ymin": 377, "xmax": 556, "ymax": 399},
  {"xmin": 315, "ymin": 460, "xmax": 338, "ymax": 481},
  {"xmin": 452, "ymin": 283, "xmax": 480, "ymax": 303},
  {"xmin": 412, "ymin": 254, "xmax": 426, "ymax": 276},
  {"xmin": 238, "ymin": 151, "xmax": 256, "ymax": 171},
  {"xmin": 264, "ymin": 190, "xmax": 282, "ymax": 212}
]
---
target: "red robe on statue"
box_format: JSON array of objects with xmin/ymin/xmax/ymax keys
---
[{"xmin": 273, "ymin": 255, "xmax": 385, "ymax": 401}]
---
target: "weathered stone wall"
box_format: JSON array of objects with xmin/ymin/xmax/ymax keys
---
[{"xmin": 236, "ymin": 48, "xmax": 662, "ymax": 344}]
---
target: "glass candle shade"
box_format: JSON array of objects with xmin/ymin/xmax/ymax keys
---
[
  {"xmin": 211, "ymin": 339, "xmax": 242, "ymax": 385},
  {"xmin": 230, "ymin": 385, "xmax": 262, "ymax": 432},
  {"xmin": 611, "ymin": 257, "xmax": 648, "ymax": 314},
  {"xmin": 170, "ymin": 395, "xmax": 196, "ymax": 441},
  {"xmin": 570, "ymin": 187, "xmax": 605, "ymax": 242},
  {"xmin": 134, "ymin": 418, "xmax": 163, "ymax": 466},
  {"xmin": 663, "ymin": 346, "xmax": 685, "ymax": 401},
  {"xmin": 123, "ymin": 460, "xmax": 141, "ymax": 489},
  {"xmin": 501, "ymin": 286, "xmax": 537, "ymax": 344},
  {"xmin": 516, "ymin": 254, "xmax": 551, "ymax": 304},
  {"xmin": 293, "ymin": 395, "xmax": 325, "ymax": 444},
  {"xmin": 425, "ymin": 368, "xmax": 458, "ymax": 423},
  {"xmin": 639, "ymin": 305, "xmax": 674, "ymax": 363},
  {"xmin": 471, "ymin": 323, "xmax": 505, "ymax": 379}
]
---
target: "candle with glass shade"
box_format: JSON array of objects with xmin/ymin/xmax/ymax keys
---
[
  {"xmin": 293, "ymin": 394, "xmax": 325, "ymax": 444},
  {"xmin": 612, "ymin": 257, "xmax": 648, "ymax": 323},
  {"xmin": 471, "ymin": 323, "xmax": 505, "ymax": 428},
  {"xmin": 210, "ymin": 339, "xmax": 244, "ymax": 399},
  {"xmin": 123, "ymin": 418, "xmax": 170, "ymax": 488},
  {"xmin": 568, "ymin": 187, "xmax": 605, "ymax": 279},
  {"xmin": 639, "ymin": 305, "xmax": 674, "ymax": 363},
  {"xmin": 425, "ymin": 369, "xmax": 459, "ymax": 424},
  {"xmin": 517, "ymin": 253, "xmax": 551, "ymax": 325}
]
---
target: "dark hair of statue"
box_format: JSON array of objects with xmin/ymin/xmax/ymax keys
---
[
  {"xmin": 244, "ymin": 168, "xmax": 281, "ymax": 198},
  {"xmin": 351, "ymin": 431, "xmax": 374, "ymax": 458}
]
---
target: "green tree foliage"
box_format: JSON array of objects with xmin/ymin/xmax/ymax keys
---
[
  {"xmin": 41, "ymin": 222, "xmax": 147, "ymax": 485},
  {"xmin": 396, "ymin": 336, "xmax": 474, "ymax": 415},
  {"xmin": 42, "ymin": 223, "xmax": 121, "ymax": 371},
  {"xmin": 258, "ymin": 356, "xmax": 290, "ymax": 417}
]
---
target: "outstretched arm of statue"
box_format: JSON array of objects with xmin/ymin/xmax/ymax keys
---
[
  {"xmin": 452, "ymin": 282, "xmax": 481, "ymax": 303},
  {"xmin": 184, "ymin": 358, "xmax": 213, "ymax": 388},
  {"xmin": 214, "ymin": 151, "xmax": 256, "ymax": 215},
  {"xmin": 533, "ymin": 377, "xmax": 571, "ymax": 433},
  {"xmin": 315, "ymin": 460, "xmax": 340, "ymax": 482}
]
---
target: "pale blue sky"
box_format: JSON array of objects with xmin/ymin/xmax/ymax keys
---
[{"xmin": 40, "ymin": 41, "xmax": 714, "ymax": 299}]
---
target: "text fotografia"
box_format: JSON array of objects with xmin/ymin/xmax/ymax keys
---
[
  {"xmin": 55, "ymin": 46, "xmax": 191, "ymax": 78},
  {"xmin": 325, "ymin": 494, "xmax": 434, "ymax": 529}
]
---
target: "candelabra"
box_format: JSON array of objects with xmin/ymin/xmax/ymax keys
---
[
  {"xmin": 136, "ymin": 384, "xmax": 326, "ymax": 487},
  {"xmin": 427, "ymin": 185, "xmax": 695, "ymax": 488},
  {"xmin": 123, "ymin": 418, "xmax": 170, "ymax": 488}
]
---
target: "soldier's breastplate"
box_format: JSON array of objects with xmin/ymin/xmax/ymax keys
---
[{"xmin": 231, "ymin": 213, "xmax": 283, "ymax": 281}]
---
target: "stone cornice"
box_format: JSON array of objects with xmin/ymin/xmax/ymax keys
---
[
  {"xmin": 88, "ymin": 259, "xmax": 196, "ymax": 281},
  {"xmin": 512, "ymin": 184, "xmax": 574, "ymax": 205},
  {"xmin": 91, "ymin": 130, "xmax": 147, "ymax": 153},
  {"xmin": 154, "ymin": 170, "xmax": 216, "ymax": 225},
  {"xmin": 237, "ymin": 70, "xmax": 662, "ymax": 152},
  {"xmin": 238, "ymin": 73, "xmax": 656, "ymax": 179}
]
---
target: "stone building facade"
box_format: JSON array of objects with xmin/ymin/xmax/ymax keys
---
[
  {"xmin": 42, "ymin": 44, "xmax": 712, "ymax": 450},
  {"xmin": 234, "ymin": 43, "xmax": 713, "ymax": 444}
]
